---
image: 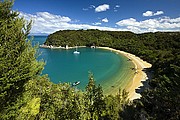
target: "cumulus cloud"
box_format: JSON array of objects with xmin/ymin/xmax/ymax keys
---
[
  {"xmin": 20, "ymin": 11, "xmax": 180, "ymax": 34},
  {"xmin": 19, "ymin": 12, "xmax": 127, "ymax": 34},
  {"xmin": 95, "ymin": 4, "xmax": 110, "ymax": 12},
  {"xmin": 154, "ymin": 11, "xmax": 164, "ymax": 16},
  {"xmin": 116, "ymin": 16, "xmax": 180, "ymax": 33},
  {"xmin": 102, "ymin": 18, "xmax": 109, "ymax": 22},
  {"xmin": 143, "ymin": 10, "xmax": 164, "ymax": 17},
  {"xmin": 19, "ymin": 12, "xmax": 72, "ymax": 34},
  {"xmin": 143, "ymin": 11, "xmax": 153, "ymax": 17}
]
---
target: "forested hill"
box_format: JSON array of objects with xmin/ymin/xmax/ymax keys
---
[
  {"xmin": 45, "ymin": 30, "xmax": 180, "ymax": 63},
  {"xmin": 44, "ymin": 29, "xmax": 136, "ymax": 47}
]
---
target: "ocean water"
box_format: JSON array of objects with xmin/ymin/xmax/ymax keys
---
[{"xmin": 31, "ymin": 36, "xmax": 134, "ymax": 93}]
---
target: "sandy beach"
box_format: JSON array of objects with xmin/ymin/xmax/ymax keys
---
[{"xmin": 98, "ymin": 47, "xmax": 152, "ymax": 100}]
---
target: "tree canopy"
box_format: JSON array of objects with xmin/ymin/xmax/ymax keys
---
[{"xmin": 0, "ymin": 0, "xmax": 44, "ymax": 119}]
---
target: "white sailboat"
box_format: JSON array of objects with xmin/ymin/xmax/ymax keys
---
[
  {"xmin": 72, "ymin": 81, "xmax": 80, "ymax": 86},
  {"xmin": 73, "ymin": 46, "xmax": 80, "ymax": 54}
]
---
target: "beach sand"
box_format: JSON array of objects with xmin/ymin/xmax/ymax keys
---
[{"xmin": 98, "ymin": 47, "xmax": 152, "ymax": 100}]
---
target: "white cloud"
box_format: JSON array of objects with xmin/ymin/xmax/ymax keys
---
[
  {"xmin": 115, "ymin": 5, "xmax": 120, "ymax": 8},
  {"xmin": 89, "ymin": 5, "xmax": 95, "ymax": 9},
  {"xmin": 23, "ymin": 12, "xmax": 71, "ymax": 23},
  {"xmin": 116, "ymin": 16, "xmax": 180, "ymax": 33},
  {"xmin": 20, "ymin": 11, "xmax": 180, "ymax": 34},
  {"xmin": 92, "ymin": 22, "xmax": 101, "ymax": 25},
  {"xmin": 127, "ymin": 26, "xmax": 142, "ymax": 33},
  {"xmin": 102, "ymin": 18, "xmax": 109, "ymax": 22},
  {"xmin": 143, "ymin": 11, "xmax": 153, "ymax": 17},
  {"xmin": 114, "ymin": 5, "xmax": 120, "ymax": 12},
  {"xmin": 143, "ymin": 10, "xmax": 164, "ymax": 17},
  {"xmin": 95, "ymin": 4, "xmax": 110, "ymax": 12},
  {"xmin": 116, "ymin": 18, "xmax": 140, "ymax": 27},
  {"xmin": 20, "ymin": 12, "xmax": 71, "ymax": 34},
  {"xmin": 19, "ymin": 12, "xmax": 128, "ymax": 34},
  {"xmin": 154, "ymin": 11, "xmax": 164, "ymax": 16}
]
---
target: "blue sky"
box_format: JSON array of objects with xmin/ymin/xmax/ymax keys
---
[{"xmin": 13, "ymin": 0, "xmax": 180, "ymax": 34}]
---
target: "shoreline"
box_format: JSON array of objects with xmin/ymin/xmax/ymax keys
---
[
  {"xmin": 97, "ymin": 47, "xmax": 152, "ymax": 100},
  {"xmin": 39, "ymin": 44, "xmax": 86, "ymax": 49}
]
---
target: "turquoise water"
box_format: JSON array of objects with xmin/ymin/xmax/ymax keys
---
[{"xmin": 32, "ymin": 36, "xmax": 134, "ymax": 92}]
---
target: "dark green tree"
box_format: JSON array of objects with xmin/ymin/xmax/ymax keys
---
[
  {"xmin": 93, "ymin": 84, "xmax": 106, "ymax": 119},
  {"xmin": 85, "ymin": 73, "xmax": 107, "ymax": 119},
  {"xmin": 104, "ymin": 95, "xmax": 120, "ymax": 119},
  {"xmin": 0, "ymin": 0, "xmax": 44, "ymax": 119},
  {"xmin": 85, "ymin": 72, "xmax": 96, "ymax": 119}
]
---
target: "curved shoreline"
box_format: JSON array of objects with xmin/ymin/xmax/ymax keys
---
[
  {"xmin": 97, "ymin": 47, "xmax": 152, "ymax": 100},
  {"xmin": 40, "ymin": 44, "xmax": 152, "ymax": 100}
]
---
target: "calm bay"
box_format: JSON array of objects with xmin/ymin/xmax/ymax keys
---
[{"xmin": 32, "ymin": 36, "xmax": 134, "ymax": 93}]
